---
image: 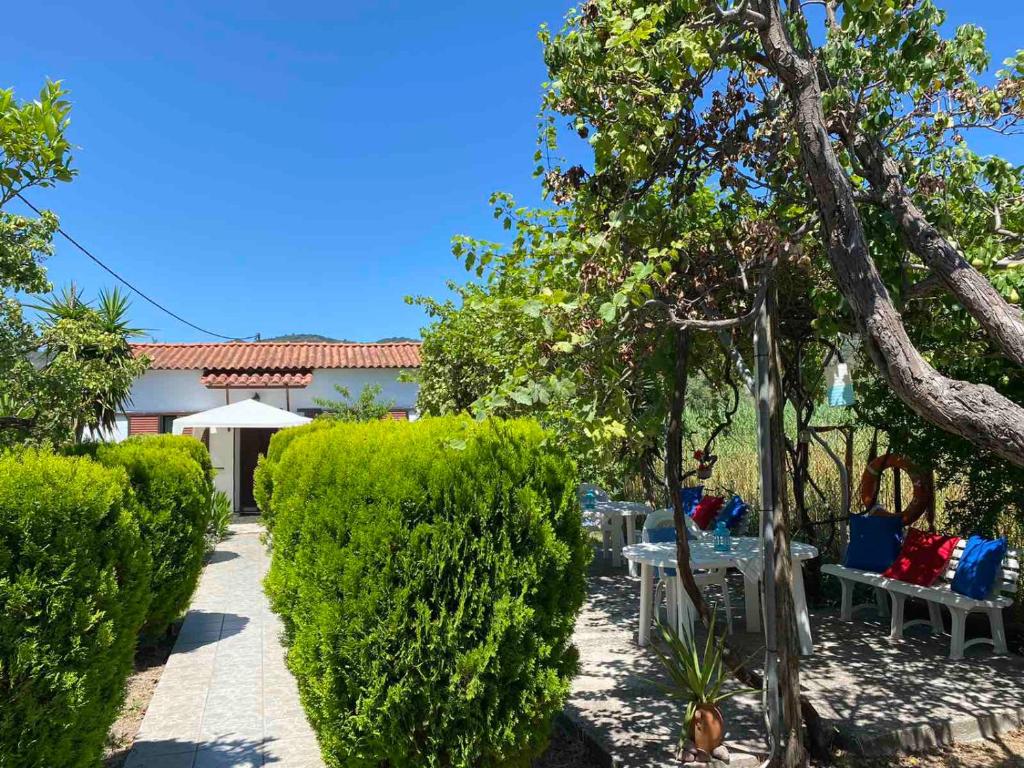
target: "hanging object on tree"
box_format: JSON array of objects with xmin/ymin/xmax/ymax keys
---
[
  {"xmin": 826, "ymin": 361, "xmax": 855, "ymax": 407},
  {"xmin": 694, "ymin": 449, "xmax": 715, "ymax": 479}
]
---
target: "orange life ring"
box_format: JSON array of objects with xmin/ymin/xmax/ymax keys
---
[{"xmin": 858, "ymin": 453, "xmax": 935, "ymax": 527}]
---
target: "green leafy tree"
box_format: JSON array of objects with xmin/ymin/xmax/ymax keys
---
[
  {"xmin": 0, "ymin": 82, "xmax": 147, "ymax": 448},
  {"xmin": 314, "ymin": 383, "xmax": 395, "ymax": 422},
  {"xmin": 418, "ymin": 1, "xmax": 1024, "ymax": 763}
]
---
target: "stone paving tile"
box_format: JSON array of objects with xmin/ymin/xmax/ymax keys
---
[{"xmin": 127, "ymin": 522, "xmax": 325, "ymax": 767}]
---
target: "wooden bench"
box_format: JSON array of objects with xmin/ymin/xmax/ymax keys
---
[{"xmin": 821, "ymin": 541, "xmax": 1019, "ymax": 660}]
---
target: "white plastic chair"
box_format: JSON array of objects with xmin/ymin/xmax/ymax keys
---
[
  {"xmin": 578, "ymin": 483, "xmax": 624, "ymax": 564},
  {"xmin": 642, "ymin": 508, "xmax": 733, "ymax": 635}
]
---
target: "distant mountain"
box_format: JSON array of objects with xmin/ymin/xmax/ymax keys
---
[
  {"xmin": 261, "ymin": 334, "xmax": 420, "ymax": 343},
  {"xmin": 261, "ymin": 333, "xmax": 350, "ymax": 343}
]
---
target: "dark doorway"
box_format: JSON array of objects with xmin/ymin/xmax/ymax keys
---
[{"xmin": 238, "ymin": 428, "xmax": 276, "ymax": 513}]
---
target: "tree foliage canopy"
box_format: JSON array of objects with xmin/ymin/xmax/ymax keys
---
[
  {"xmin": 417, "ymin": 0, "xmax": 1024, "ymax": 496},
  {"xmin": 0, "ymin": 82, "xmax": 146, "ymax": 448}
]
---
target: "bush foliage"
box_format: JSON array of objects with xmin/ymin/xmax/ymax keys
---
[
  {"xmin": 94, "ymin": 435, "xmax": 212, "ymax": 636},
  {"xmin": 0, "ymin": 450, "xmax": 150, "ymax": 768},
  {"xmin": 253, "ymin": 418, "xmax": 337, "ymax": 533},
  {"xmin": 265, "ymin": 416, "xmax": 589, "ymax": 767}
]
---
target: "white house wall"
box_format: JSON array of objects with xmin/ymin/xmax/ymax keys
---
[
  {"xmin": 206, "ymin": 427, "xmax": 236, "ymax": 507},
  {"xmin": 125, "ymin": 368, "xmax": 418, "ymax": 415}
]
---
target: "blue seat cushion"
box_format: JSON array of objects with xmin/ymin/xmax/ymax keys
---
[
  {"xmin": 845, "ymin": 515, "xmax": 903, "ymax": 573},
  {"xmin": 715, "ymin": 495, "xmax": 749, "ymax": 532},
  {"xmin": 646, "ymin": 526, "xmax": 677, "ymax": 577},
  {"xmin": 682, "ymin": 486, "xmax": 704, "ymax": 517},
  {"xmin": 951, "ymin": 535, "xmax": 1008, "ymax": 600}
]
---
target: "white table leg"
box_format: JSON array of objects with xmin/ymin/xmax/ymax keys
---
[
  {"xmin": 792, "ymin": 561, "xmax": 813, "ymax": 655},
  {"xmin": 743, "ymin": 573, "xmax": 761, "ymax": 633},
  {"xmin": 665, "ymin": 577, "xmax": 676, "ymax": 630},
  {"xmin": 675, "ymin": 574, "xmax": 696, "ymax": 639},
  {"xmin": 638, "ymin": 563, "xmax": 652, "ymax": 647},
  {"xmin": 625, "ymin": 515, "xmax": 637, "ymax": 575},
  {"xmin": 609, "ymin": 514, "xmax": 623, "ymax": 568}
]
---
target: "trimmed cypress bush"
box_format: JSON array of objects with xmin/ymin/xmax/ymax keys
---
[
  {"xmin": 0, "ymin": 450, "xmax": 150, "ymax": 768},
  {"xmin": 265, "ymin": 416, "xmax": 590, "ymax": 768},
  {"xmin": 94, "ymin": 437, "xmax": 212, "ymax": 636},
  {"xmin": 253, "ymin": 418, "xmax": 337, "ymax": 532},
  {"xmin": 129, "ymin": 433, "xmax": 215, "ymax": 498}
]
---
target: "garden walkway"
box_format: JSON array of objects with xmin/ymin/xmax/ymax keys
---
[
  {"xmin": 569, "ymin": 558, "xmax": 1024, "ymax": 767},
  {"xmin": 126, "ymin": 521, "xmax": 324, "ymax": 768}
]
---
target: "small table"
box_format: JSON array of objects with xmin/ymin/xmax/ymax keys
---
[
  {"xmin": 583, "ymin": 501, "xmax": 650, "ymax": 568},
  {"xmin": 623, "ymin": 538, "xmax": 819, "ymax": 655}
]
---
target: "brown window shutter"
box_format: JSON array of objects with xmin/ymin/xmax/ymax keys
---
[
  {"xmin": 182, "ymin": 427, "xmax": 194, "ymax": 437},
  {"xmin": 128, "ymin": 415, "xmax": 160, "ymax": 436}
]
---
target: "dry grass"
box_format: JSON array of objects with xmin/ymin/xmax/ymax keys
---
[{"xmin": 831, "ymin": 729, "xmax": 1024, "ymax": 767}]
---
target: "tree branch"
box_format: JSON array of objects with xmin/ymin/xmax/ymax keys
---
[
  {"xmin": 645, "ymin": 263, "xmax": 773, "ymax": 330},
  {"xmin": 753, "ymin": 0, "xmax": 1024, "ymax": 467},
  {"xmin": 841, "ymin": 127, "xmax": 1024, "ymax": 366}
]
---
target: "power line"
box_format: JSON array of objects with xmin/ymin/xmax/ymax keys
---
[{"xmin": 15, "ymin": 192, "xmax": 259, "ymax": 342}]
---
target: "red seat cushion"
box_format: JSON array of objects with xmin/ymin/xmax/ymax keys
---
[
  {"xmin": 691, "ymin": 496, "xmax": 725, "ymax": 531},
  {"xmin": 882, "ymin": 528, "xmax": 960, "ymax": 586}
]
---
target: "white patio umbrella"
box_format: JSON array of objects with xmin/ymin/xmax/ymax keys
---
[{"xmin": 171, "ymin": 398, "xmax": 311, "ymax": 434}]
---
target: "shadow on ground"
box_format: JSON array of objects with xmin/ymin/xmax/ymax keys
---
[{"xmin": 569, "ymin": 553, "xmax": 1024, "ymax": 767}]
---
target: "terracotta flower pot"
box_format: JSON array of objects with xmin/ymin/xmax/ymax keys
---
[{"xmin": 690, "ymin": 704, "xmax": 725, "ymax": 754}]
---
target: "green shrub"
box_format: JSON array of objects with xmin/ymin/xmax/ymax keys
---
[
  {"xmin": 254, "ymin": 418, "xmax": 337, "ymax": 532},
  {"xmin": 128, "ymin": 433, "xmax": 215, "ymax": 497},
  {"xmin": 207, "ymin": 489, "xmax": 232, "ymax": 544},
  {"xmin": 0, "ymin": 449, "xmax": 150, "ymax": 768},
  {"xmin": 265, "ymin": 416, "xmax": 590, "ymax": 768},
  {"xmin": 94, "ymin": 438, "xmax": 211, "ymax": 637}
]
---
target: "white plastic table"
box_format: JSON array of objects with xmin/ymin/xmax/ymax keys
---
[
  {"xmin": 622, "ymin": 538, "xmax": 819, "ymax": 655},
  {"xmin": 584, "ymin": 501, "xmax": 650, "ymax": 568}
]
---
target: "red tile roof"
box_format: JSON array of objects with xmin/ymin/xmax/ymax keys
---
[
  {"xmin": 133, "ymin": 342, "xmax": 421, "ymax": 371},
  {"xmin": 199, "ymin": 370, "xmax": 314, "ymax": 388}
]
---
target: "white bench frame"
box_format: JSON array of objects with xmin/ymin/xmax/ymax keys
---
[{"xmin": 822, "ymin": 541, "xmax": 1019, "ymax": 660}]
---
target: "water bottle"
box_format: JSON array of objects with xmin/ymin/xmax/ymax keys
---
[
  {"xmin": 583, "ymin": 489, "xmax": 597, "ymax": 511},
  {"xmin": 714, "ymin": 520, "xmax": 731, "ymax": 552}
]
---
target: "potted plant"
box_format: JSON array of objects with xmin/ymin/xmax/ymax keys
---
[{"xmin": 651, "ymin": 614, "xmax": 753, "ymax": 763}]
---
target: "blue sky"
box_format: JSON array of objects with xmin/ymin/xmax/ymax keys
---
[{"xmin": 7, "ymin": 1, "xmax": 1024, "ymax": 342}]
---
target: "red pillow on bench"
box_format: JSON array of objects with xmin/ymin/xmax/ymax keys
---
[
  {"xmin": 691, "ymin": 496, "xmax": 725, "ymax": 530},
  {"xmin": 882, "ymin": 528, "xmax": 960, "ymax": 586}
]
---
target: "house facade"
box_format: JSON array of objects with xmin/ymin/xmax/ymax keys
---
[{"xmin": 114, "ymin": 341, "xmax": 421, "ymax": 512}]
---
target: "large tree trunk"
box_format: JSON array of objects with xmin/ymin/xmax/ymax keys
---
[
  {"xmin": 665, "ymin": 326, "xmax": 829, "ymax": 761},
  {"xmin": 752, "ymin": 0, "xmax": 1024, "ymax": 469},
  {"xmin": 848, "ymin": 130, "xmax": 1024, "ymax": 366},
  {"xmin": 755, "ymin": 288, "xmax": 807, "ymax": 767}
]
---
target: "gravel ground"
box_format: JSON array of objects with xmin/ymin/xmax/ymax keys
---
[{"xmin": 534, "ymin": 722, "xmax": 604, "ymax": 768}]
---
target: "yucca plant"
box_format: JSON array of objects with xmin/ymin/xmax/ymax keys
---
[
  {"xmin": 207, "ymin": 490, "xmax": 233, "ymax": 546},
  {"xmin": 650, "ymin": 613, "xmax": 755, "ymax": 754}
]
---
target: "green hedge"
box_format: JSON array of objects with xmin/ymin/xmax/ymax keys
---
[
  {"xmin": 128, "ymin": 433, "xmax": 215, "ymax": 498},
  {"xmin": 265, "ymin": 416, "xmax": 590, "ymax": 768},
  {"xmin": 254, "ymin": 418, "xmax": 337, "ymax": 532},
  {"xmin": 93, "ymin": 436, "xmax": 212, "ymax": 637},
  {"xmin": 0, "ymin": 450, "xmax": 150, "ymax": 768}
]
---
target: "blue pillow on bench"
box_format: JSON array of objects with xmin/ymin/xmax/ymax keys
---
[
  {"xmin": 681, "ymin": 486, "xmax": 704, "ymax": 517},
  {"xmin": 951, "ymin": 535, "xmax": 1007, "ymax": 600},
  {"xmin": 715, "ymin": 495, "xmax": 749, "ymax": 532},
  {"xmin": 845, "ymin": 515, "xmax": 904, "ymax": 573}
]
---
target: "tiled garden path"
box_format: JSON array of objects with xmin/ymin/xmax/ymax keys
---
[{"xmin": 126, "ymin": 521, "xmax": 325, "ymax": 768}]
